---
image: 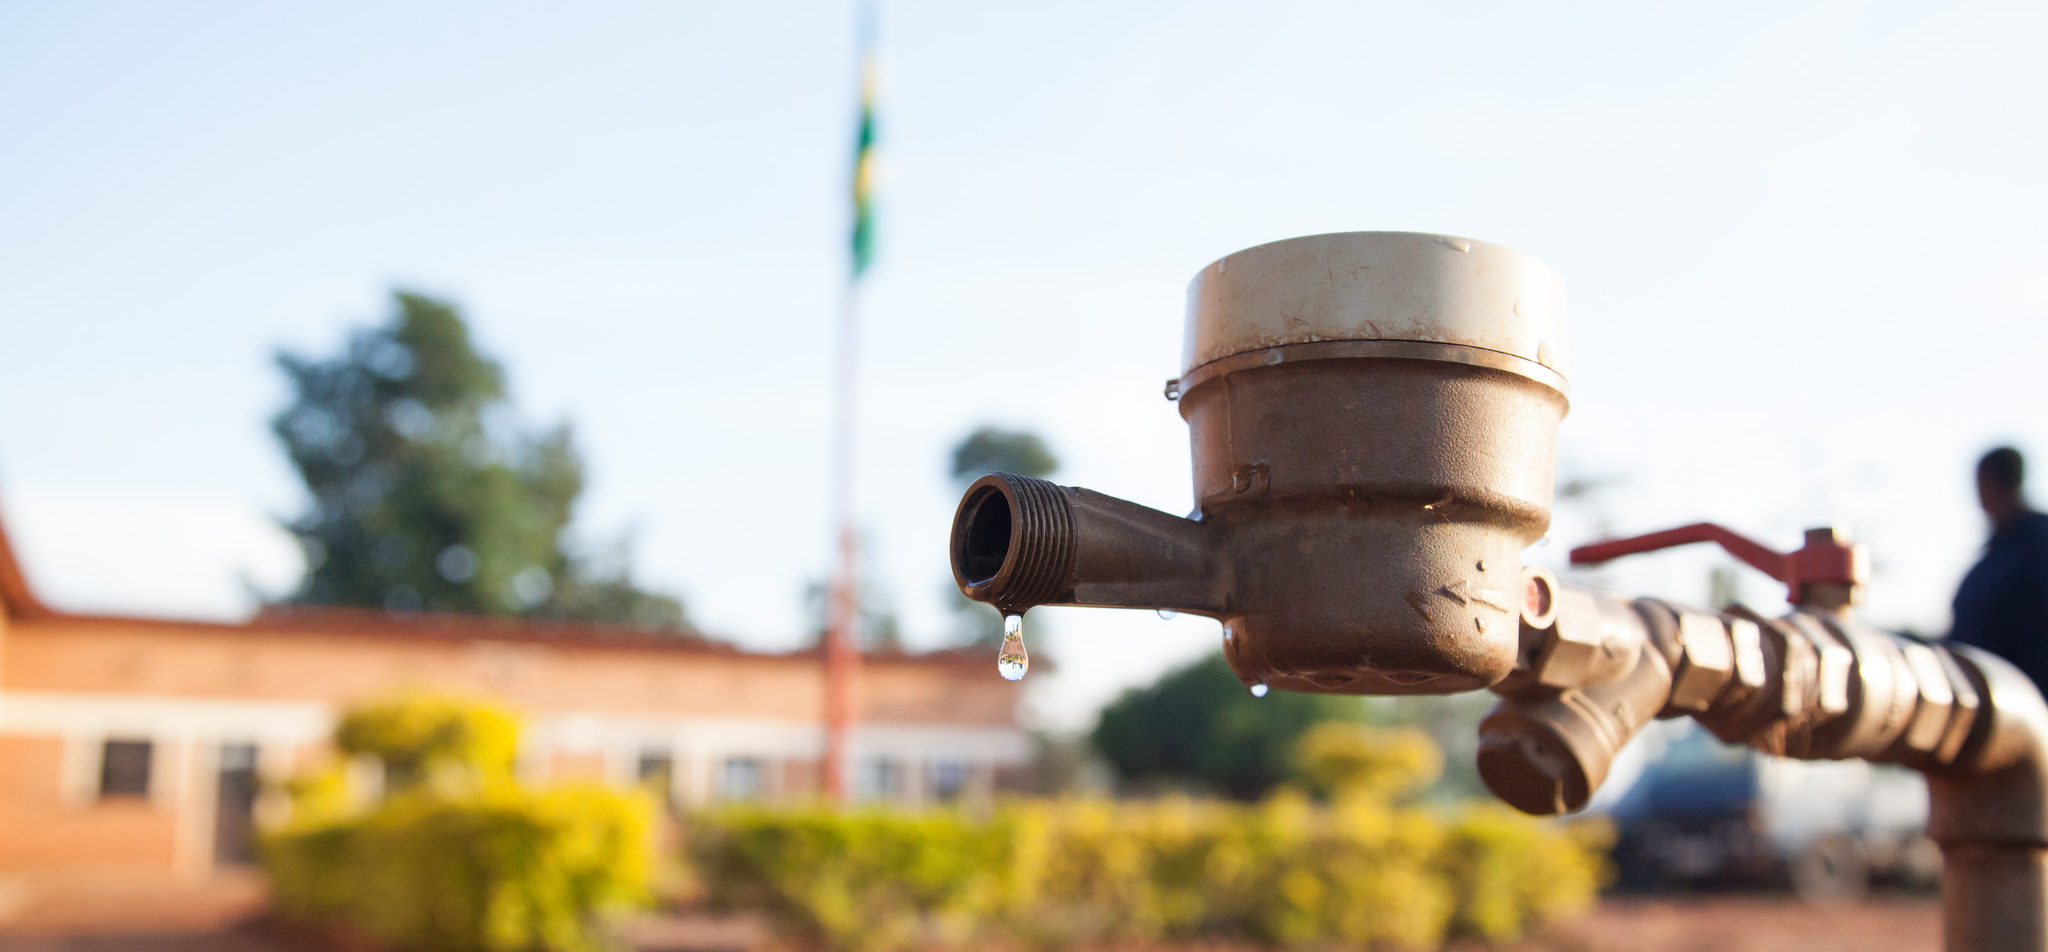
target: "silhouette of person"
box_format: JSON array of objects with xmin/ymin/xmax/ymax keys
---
[{"xmin": 1951, "ymin": 446, "xmax": 2048, "ymax": 690}]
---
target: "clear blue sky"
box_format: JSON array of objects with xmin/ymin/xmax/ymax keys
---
[{"xmin": 4, "ymin": 2, "xmax": 2045, "ymax": 729}]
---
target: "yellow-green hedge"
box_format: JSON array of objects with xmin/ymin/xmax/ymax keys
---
[
  {"xmin": 267, "ymin": 783, "xmax": 653, "ymax": 952},
  {"xmin": 690, "ymin": 792, "xmax": 1609, "ymax": 951},
  {"xmin": 263, "ymin": 693, "xmax": 653, "ymax": 952}
]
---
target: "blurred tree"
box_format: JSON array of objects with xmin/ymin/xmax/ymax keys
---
[
  {"xmin": 803, "ymin": 562, "xmax": 903, "ymax": 651},
  {"xmin": 1090, "ymin": 652, "xmax": 1364, "ymax": 799},
  {"xmin": 271, "ymin": 291, "xmax": 685, "ymax": 628},
  {"xmin": 945, "ymin": 425, "xmax": 1062, "ymax": 645},
  {"xmin": 950, "ymin": 425, "xmax": 1059, "ymax": 484}
]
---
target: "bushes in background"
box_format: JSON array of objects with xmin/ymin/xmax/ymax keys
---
[
  {"xmin": 264, "ymin": 699, "xmax": 1604, "ymax": 951},
  {"xmin": 690, "ymin": 725, "xmax": 1609, "ymax": 951},
  {"xmin": 263, "ymin": 693, "xmax": 654, "ymax": 952}
]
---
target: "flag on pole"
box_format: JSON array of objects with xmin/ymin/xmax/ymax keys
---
[{"xmin": 850, "ymin": 7, "xmax": 878, "ymax": 278}]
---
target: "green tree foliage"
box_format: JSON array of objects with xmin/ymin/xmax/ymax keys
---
[
  {"xmin": 1091, "ymin": 653, "xmax": 1364, "ymax": 799},
  {"xmin": 265, "ymin": 693, "xmax": 653, "ymax": 952},
  {"xmin": 949, "ymin": 425, "xmax": 1059, "ymax": 484},
  {"xmin": 271, "ymin": 291, "xmax": 684, "ymax": 628}
]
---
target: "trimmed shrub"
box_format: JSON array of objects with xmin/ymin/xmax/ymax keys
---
[
  {"xmin": 1439, "ymin": 801, "xmax": 1611, "ymax": 942},
  {"xmin": 264, "ymin": 693, "xmax": 654, "ymax": 952},
  {"xmin": 691, "ymin": 792, "xmax": 1607, "ymax": 951},
  {"xmin": 333, "ymin": 691, "xmax": 522, "ymax": 795}
]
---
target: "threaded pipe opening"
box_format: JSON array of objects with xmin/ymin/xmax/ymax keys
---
[{"xmin": 950, "ymin": 474, "xmax": 1076, "ymax": 611}]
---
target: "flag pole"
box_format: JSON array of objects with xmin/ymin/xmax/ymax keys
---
[
  {"xmin": 823, "ymin": 0, "xmax": 877, "ymax": 805},
  {"xmin": 823, "ymin": 281, "xmax": 860, "ymax": 804}
]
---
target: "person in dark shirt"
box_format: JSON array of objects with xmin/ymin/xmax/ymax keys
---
[{"xmin": 1951, "ymin": 446, "xmax": 2048, "ymax": 690}]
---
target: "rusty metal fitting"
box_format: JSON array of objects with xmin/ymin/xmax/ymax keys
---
[
  {"xmin": 1494, "ymin": 593, "xmax": 2012, "ymax": 818},
  {"xmin": 1793, "ymin": 526, "xmax": 1867, "ymax": 611},
  {"xmin": 1727, "ymin": 616, "xmax": 1767, "ymax": 694},
  {"xmin": 1927, "ymin": 646, "xmax": 2048, "ymax": 844},
  {"xmin": 1808, "ymin": 612, "xmax": 1919, "ymax": 761},
  {"xmin": 1807, "ymin": 616, "xmax": 1859, "ymax": 717},
  {"xmin": 1480, "ymin": 611, "xmax": 1670, "ymax": 815},
  {"xmin": 1929, "ymin": 646, "xmax": 1983, "ymax": 765},
  {"xmin": 1530, "ymin": 586, "xmax": 1600, "ymax": 690},
  {"xmin": 1521, "ymin": 584, "xmax": 1644, "ymax": 692},
  {"xmin": 1665, "ymin": 607, "xmax": 1738, "ymax": 714},
  {"xmin": 1683, "ymin": 606, "xmax": 1990, "ymax": 774},
  {"xmin": 1899, "ymin": 641, "xmax": 1962, "ymax": 758}
]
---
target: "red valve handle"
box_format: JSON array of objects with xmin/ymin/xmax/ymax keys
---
[{"xmin": 1569, "ymin": 522, "xmax": 1863, "ymax": 607}]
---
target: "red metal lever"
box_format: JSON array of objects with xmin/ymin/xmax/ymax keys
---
[{"xmin": 1569, "ymin": 522, "xmax": 1864, "ymax": 608}]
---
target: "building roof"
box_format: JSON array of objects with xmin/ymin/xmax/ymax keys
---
[
  {"xmin": 0, "ymin": 506, "xmax": 988, "ymax": 670},
  {"xmin": 0, "ymin": 511, "xmax": 53, "ymax": 620}
]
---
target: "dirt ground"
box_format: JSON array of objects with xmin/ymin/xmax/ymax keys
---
[
  {"xmin": 1475, "ymin": 896, "xmax": 1939, "ymax": 952},
  {"xmin": 0, "ymin": 895, "xmax": 1942, "ymax": 952}
]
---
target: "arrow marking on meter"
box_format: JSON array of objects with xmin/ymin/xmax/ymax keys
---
[{"xmin": 1438, "ymin": 580, "xmax": 1511, "ymax": 613}]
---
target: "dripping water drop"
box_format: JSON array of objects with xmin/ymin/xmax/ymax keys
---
[
  {"xmin": 1249, "ymin": 682, "xmax": 1269, "ymax": 698},
  {"xmin": 1156, "ymin": 608, "xmax": 1178, "ymax": 620},
  {"xmin": 996, "ymin": 613, "xmax": 1029, "ymax": 681}
]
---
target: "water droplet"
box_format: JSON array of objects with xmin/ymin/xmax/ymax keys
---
[
  {"xmin": 1249, "ymin": 682, "xmax": 1269, "ymax": 698},
  {"xmin": 996, "ymin": 613, "xmax": 1029, "ymax": 681},
  {"xmin": 1156, "ymin": 608, "xmax": 1178, "ymax": 620}
]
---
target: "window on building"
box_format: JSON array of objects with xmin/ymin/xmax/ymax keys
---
[
  {"xmin": 720, "ymin": 757, "xmax": 763, "ymax": 801},
  {"xmin": 857, "ymin": 758, "xmax": 902, "ymax": 802},
  {"xmin": 931, "ymin": 759, "xmax": 969, "ymax": 801},
  {"xmin": 638, "ymin": 751, "xmax": 677, "ymax": 809},
  {"xmin": 99, "ymin": 739, "xmax": 153, "ymax": 799},
  {"xmin": 215, "ymin": 742, "xmax": 261, "ymax": 866},
  {"xmin": 219, "ymin": 742, "xmax": 259, "ymax": 772}
]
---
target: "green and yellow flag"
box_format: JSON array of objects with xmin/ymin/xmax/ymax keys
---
[{"xmin": 850, "ymin": 7, "xmax": 878, "ymax": 278}]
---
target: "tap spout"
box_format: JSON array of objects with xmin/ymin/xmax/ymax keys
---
[{"xmin": 950, "ymin": 473, "xmax": 1220, "ymax": 616}]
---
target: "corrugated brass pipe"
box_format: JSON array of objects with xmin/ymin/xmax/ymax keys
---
[{"xmin": 1489, "ymin": 582, "xmax": 2048, "ymax": 952}]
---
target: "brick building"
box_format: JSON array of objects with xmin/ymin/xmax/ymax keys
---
[{"xmin": 0, "ymin": 513, "xmax": 1028, "ymax": 927}]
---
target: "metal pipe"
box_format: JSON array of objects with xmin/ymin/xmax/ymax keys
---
[
  {"xmin": 1943, "ymin": 845, "xmax": 2048, "ymax": 952},
  {"xmin": 1928, "ymin": 649, "xmax": 2048, "ymax": 952},
  {"xmin": 950, "ymin": 472, "xmax": 1219, "ymax": 616},
  {"xmin": 1489, "ymin": 584, "xmax": 2048, "ymax": 952}
]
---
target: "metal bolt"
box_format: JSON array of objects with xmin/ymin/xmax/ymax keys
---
[{"xmin": 1668, "ymin": 610, "xmax": 1736, "ymax": 713}]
